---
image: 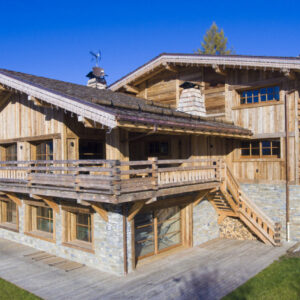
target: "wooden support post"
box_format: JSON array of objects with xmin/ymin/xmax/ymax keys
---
[
  {"xmin": 193, "ymin": 189, "xmax": 210, "ymax": 207},
  {"xmin": 6, "ymin": 193, "xmax": 22, "ymax": 207},
  {"xmin": 128, "ymin": 201, "xmax": 145, "ymax": 221},
  {"xmin": 32, "ymin": 195, "xmax": 59, "ymax": 213},
  {"xmin": 149, "ymin": 157, "xmax": 158, "ymax": 200},
  {"xmin": 91, "ymin": 203, "xmax": 108, "ymax": 222}
]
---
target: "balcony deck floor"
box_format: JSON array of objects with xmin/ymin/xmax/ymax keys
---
[{"xmin": 0, "ymin": 238, "xmax": 293, "ymax": 300}]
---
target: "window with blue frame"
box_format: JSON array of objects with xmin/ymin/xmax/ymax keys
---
[
  {"xmin": 241, "ymin": 140, "xmax": 280, "ymax": 158},
  {"xmin": 240, "ymin": 86, "xmax": 280, "ymax": 105}
]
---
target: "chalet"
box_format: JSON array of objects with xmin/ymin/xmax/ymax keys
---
[{"xmin": 0, "ymin": 53, "xmax": 298, "ymax": 275}]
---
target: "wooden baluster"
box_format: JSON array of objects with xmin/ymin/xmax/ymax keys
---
[
  {"xmin": 149, "ymin": 157, "xmax": 158, "ymax": 191},
  {"xmin": 112, "ymin": 160, "xmax": 121, "ymax": 200}
]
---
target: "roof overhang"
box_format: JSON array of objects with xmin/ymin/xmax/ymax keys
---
[
  {"xmin": 0, "ymin": 71, "xmax": 117, "ymax": 128},
  {"xmin": 110, "ymin": 53, "xmax": 300, "ymax": 91}
]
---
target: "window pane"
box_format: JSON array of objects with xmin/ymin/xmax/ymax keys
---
[
  {"xmin": 241, "ymin": 141, "xmax": 250, "ymax": 148},
  {"xmin": 37, "ymin": 207, "xmax": 53, "ymax": 233},
  {"xmin": 240, "ymin": 98, "xmax": 246, "ymax": 104},
  {"xmin": 261, "ymin": 95, "xmax": 266, "ymax": 101},
  {"xmin": 241, "ymin": 149, "xmax": 250, "ymax": 156},
  {"xmin": 76, "ymin": 213, "xmax": 91, "ymax": 242},
  {"xmin": 262, "ymin": 141, "xmax": 271, "ymax": 148},
  {"xmin": 260, "ymin": 88, "xmax": 266, "ymax": 94},
  {"xmin": 157, "ymin": 206, "xmax": 181, "ymax": 251},
  {"xmin": 251, "ymin": 148, "xmax": 260, "ymax": 156},
  {"xmin": 262, "ymin": 148, "xmax": 271, "ymax": 155},
  {"xmin": 6, "ymin": 201, "xmax": 17, "ymax": 224},
  {"xmin": 76, "ymin": 225, "xmax": 90, "ymax": 242},
  {"xmin": 252, "ymin": 141, "xmax": 259, "ymax": 148},
  {"xmin": 135, "ymin": 212, "xmax": 154, "ymax": 257}
]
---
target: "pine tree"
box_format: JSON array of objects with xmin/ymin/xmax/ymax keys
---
[{"xmin": 196, "ymin": 22, "xmax": 234, "ymax": 55}]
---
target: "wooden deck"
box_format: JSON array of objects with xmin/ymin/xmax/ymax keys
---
[
  {"xmin": 0, "ymin": 158, "xmax": 221, "ymax": 203},
  {"xmin": 0, "ymin": 238, "xmax": 293, "ymax": 300}
]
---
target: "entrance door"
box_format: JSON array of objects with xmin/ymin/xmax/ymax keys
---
[{"xmin": 134, "ymin": 205, "xmax": 182, "ymax": 261}]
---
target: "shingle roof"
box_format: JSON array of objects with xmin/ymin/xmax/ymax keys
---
[{"xmin": 0, "ymin": 68, "xmax": 252, "ymax": 136}]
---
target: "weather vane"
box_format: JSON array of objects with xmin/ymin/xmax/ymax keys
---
[{"xmin": 89, "ymin": 50, "xmax": 101, "ymax": 67}]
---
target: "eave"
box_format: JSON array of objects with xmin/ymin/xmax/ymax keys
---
[
  {"xmin": 0, "ymin": 71, "xmax": 117, "ymax": 128},
  {"xmin": 109, "ymin": 53, "xmax": 300, "ymax": 91}
]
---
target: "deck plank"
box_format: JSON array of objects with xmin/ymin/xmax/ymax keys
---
[{"xmin": 0, "ymin": 238, "xmax": 293, "ymax": 300}]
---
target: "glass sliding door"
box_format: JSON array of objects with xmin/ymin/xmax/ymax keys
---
[
  {"xmin": 134, "ymin": 212, "xmax": 155, "ymax": 259},
  {"xmin": 134, "ymin": 205, "xmax": 182, "ymax": 261},
  {"xmin": 157, "ymin": 206, "xmax": 181, "ymax": 251}
]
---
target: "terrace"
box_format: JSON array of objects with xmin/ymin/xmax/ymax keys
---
[{"xmin": 0, "ymin": 158, "xmax": 222, "ymax": 204}]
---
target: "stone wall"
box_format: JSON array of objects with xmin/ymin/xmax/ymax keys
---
[
  {"xmin": 177, "ymin": 88, "xmax": 206, "ymax": 117},
  {"xmin": 219, "ymin": 217, "xmax": 257, "ymax": 240},
  {"xmin": 241, "ymin": 183, "xmax": 300, "ymax": 242},
  {"xmin": 193, "ymin": 199, "xmax": 219, "ymax": 246},
  {"xmin": 0, "ymin": 199, "xmax": 125, "ymax": 275}
]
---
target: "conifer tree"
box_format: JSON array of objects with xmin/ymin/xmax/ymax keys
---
[{"xmin": 196, "ymin": 22, "xmax": 234, "ymax": 55}]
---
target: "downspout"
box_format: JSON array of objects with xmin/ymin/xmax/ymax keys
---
[{"xmin": 284, "ymin": 92, "xmax": 290, "ymax": 242}]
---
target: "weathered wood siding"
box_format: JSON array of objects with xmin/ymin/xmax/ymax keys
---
[{"xmin": 0, "ymin": 94, "xmax": 64, "ymax": 140}]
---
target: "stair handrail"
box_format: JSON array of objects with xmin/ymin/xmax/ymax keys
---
[
  {"xmin": 239, "ymin": 190, "xmax": 276, "ymax": 229},
  {"xmin": 225, "ymin": 164, "xmax": 279, "ymax": 245}
]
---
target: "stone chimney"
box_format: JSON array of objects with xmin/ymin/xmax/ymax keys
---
[
  {"xmin": 177, "ymin": 82, "xmax": 206, "ymax": 117},
  {"xmin": 86, "ymin": 67, "xmax": 107, "ymax": 89}
]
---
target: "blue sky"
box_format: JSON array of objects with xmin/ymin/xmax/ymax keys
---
[{"xmin": 0, "ymin": 0, "xmax": 299, "ymax": 85}]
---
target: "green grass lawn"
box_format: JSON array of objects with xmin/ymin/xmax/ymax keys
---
[
  {"xmin": 0, "ymin": 277, "xmax": 41, "ymax": 300},
  {"xmin": 223, "ymin": 256, "xmax": 300, "ymax": 300}
]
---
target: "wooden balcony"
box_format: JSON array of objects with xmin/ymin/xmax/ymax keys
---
[{"xmin": 0, "ymin": 159, "xmax": 222, "ymax": 204}]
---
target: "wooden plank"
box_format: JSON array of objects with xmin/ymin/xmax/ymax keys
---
[
  {"xmin": 6, "ymin": 193, "xmax": 22, "ymax": 207},
  {"xmin": 32, "ymin": 195, "xmax": 59, "ymax": 213},
  {"xmin": 91, "ymin": 203, "xmax": 108, "ymax": 222},
  {"xmin": 128, "ymin": 201, "xmax": 145, "ymax": 221}
]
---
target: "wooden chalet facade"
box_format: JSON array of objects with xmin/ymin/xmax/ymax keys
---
[{"xmin": 0, "ymin": 53, "xmax": 298, "ymax": 275}]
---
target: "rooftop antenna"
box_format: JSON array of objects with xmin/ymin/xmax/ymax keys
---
[{"xmin": 89, "ymin": 50, "xmax": 101, "ymax": 67}]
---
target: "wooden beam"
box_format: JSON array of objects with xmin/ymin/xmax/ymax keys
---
[
  {"xmin": 128, "ymin": 201, "xmax": 145, "ymax": 221},
  {"xmin": 124, "ymin": 84, "xmax": 140, "ymax": 94},
  {"xmin": 212, "ymin": 64, "xmax": 226, "ymax": 76},
  {"xmin": 163, "ymin": 62, "xmax": 178, "ymax": 73},
  {"xmin": 6, "ymin": 193, "xmax": 22, "ymax": 207},
  {"xmin": 282, "ymin": 68, "xmax": 296, "ymax": 80},
  {"xmin": 28, "ymin": 95, "xmax": 51, "ymax": 108},
  {"xmin": 91, "ymin": 203, "xmax": 108, "ymax": 222},
  {"xmin": 32, "ymin": 195, "xmax": 59, "ymax": 213},
  {"xmin": 193, "ymin": 189, "xmax": 210, "ymax": 207},
  {"xmin": 0, "ymin": 92, "xmax": 12, "ymax": 112}
]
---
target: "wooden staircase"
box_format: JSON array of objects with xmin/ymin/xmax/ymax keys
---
[{"xmin": 209, "ymin": 165, "xmax": 281, "ymax": 246}]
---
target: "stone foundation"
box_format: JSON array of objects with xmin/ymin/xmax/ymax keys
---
[
  {"xmin": 219, "ymin": 217, "xmax": 257, "ymax": 241},
  {"xmin": 241, "ymin": 183, "xmax": 300, "ymax": 242},
  {"xmin": 0, "ymin": 198, "xmax": 125, "ymax": 276},
  {"xmin": 193, "ymin": 199, "xmax": 219, "ymax": 245}
]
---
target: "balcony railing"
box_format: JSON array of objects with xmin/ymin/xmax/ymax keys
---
[{"xmin": 0, "ymin": 158, "xmax": 222, "ymax": 203}]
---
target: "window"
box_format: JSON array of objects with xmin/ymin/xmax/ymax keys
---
[
  {"xmin": 148, "ymin": 141, "xmax": 169, "ymax": 157},
  {"xmin": 134, "ymin": 206, "xmax": 181, "ymax": 260},
  {"xmin": 241, "ymin": 140, "xmax": 280, "ymax": 158},
  {"xmin": 240, "ymin": 86, "xmax": 280, "ymax": 105},
  {"xmin": 1, "ymin": 143, "xmax": 17, "ymax": 161},
  {"xmin": 0, "ymin": 198, "xmax": 18, "ymax": 230},
  {"xmin": 63, "ymin": 208, "xmax": 93, "ymax": 251},
  {"xmin": 76, "ymin": 213, "xmax": 92, "ymax": 242},
  {"xmin": 36, "ymin": 207, "xmax": 53, "ymax": 234},
  {"xmin": 79, "ymin": 140, "xmax": 104, "ymax": 160},
  {"xmin": 26, "ymin": 203, "xmax": 54, "ymax": 240},
  {"xmin": 34, "ymin": 140, "xmax": 53, "ymax": 160}
]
